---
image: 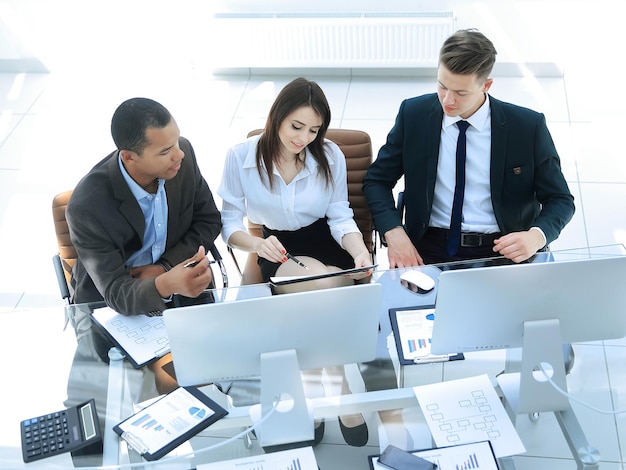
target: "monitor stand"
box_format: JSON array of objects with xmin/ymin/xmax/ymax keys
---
[
  {"xmin": 249, "ymin": 349, "xmax": 314, "ymax": 449},
  {"xmin": 497, "ymin": 319, "xmax": 600, "ymax": 470}
]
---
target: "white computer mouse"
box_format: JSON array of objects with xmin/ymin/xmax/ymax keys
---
[{"xmin": 400, "ymin": 270, "xmax": 435, "ymax": 293}]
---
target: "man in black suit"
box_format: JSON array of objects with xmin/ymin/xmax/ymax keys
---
[
  {"xmin": 363, "ymin": 29, "xmax": 575, "ymax": 267},
  {"xmin": 67, "ymin": 98, "xmax": 221, "ymax": 316}
]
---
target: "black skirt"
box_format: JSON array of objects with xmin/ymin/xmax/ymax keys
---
[{"xmin": 259, "ymin": 218, "xmax": 354, "ymax": 281}]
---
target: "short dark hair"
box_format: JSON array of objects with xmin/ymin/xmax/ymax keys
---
[
  {"xmin": 439, "ymin": 29, "xmax": 497, "ymax": 82},
  {"xmin": 257, "ymin": 77, "xmax": 332, "ymax": 189},
  {"xmin": 110, "ymin": 98, "xmax": 172, "ymax": 154}
]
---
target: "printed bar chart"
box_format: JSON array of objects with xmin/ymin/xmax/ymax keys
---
[{"xmin": 455, "ymin": 452, "xmax": 479, "ymax": 469}]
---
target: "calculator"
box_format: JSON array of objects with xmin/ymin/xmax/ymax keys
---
[{"xmin": 21, "ymin": 399, "xmax": 102, "ymax": 463}]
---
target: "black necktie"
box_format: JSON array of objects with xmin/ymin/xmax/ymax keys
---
[{"xmin": 447, "ymin": 120, "xmax": 470, "ymax": 256}]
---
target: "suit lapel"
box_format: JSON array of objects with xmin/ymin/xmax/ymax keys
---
[
  {"xmin": 489, "ymin": 96, "xmax": 507, "ymax": 205},
  {"xmin": 427, "ymin": 100, "xmax": 443, "ymax": 197},
  {"xmin": 109, "ymin": 152, "xmax": 145, "ymax": 242}
]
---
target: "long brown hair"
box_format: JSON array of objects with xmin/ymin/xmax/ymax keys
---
[{"xmin": 256, "ymin": 78, "xmax": 332, "ymax": 189}]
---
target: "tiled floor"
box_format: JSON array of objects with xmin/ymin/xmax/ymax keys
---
[{"xmin": 1, "ymin": 0, "xmax": 626, "ymax": 468}]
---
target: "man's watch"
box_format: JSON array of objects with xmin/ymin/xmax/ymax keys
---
[{"xmin": 156, "ymin": 260, "xmax": 172, "ymax": 272}]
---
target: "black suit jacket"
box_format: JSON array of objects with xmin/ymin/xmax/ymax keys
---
[
  {"xmin": 66, "ymin": 137, "xmax": 222, "ymax": 315},
  {"xmin": 363, "ymin": 93, "xmax": 575, "ymax": 247}
]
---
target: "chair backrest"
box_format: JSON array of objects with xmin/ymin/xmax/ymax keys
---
[
  {"xmin": 52, "ymin": 190, "xmax": 77, "ymax": 288},
  {"xmin": 235, "ymin": 128, "xmax": 375, "ymax": 284}
]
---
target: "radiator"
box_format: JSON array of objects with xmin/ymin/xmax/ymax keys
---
[{"xmin": 211, "ymin": 12, "xmax": 455, "ymax": 69}]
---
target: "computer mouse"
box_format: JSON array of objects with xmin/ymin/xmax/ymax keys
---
[{"xmin": 400, "ymin": 270, "xmax": 435, "ymax": 294}]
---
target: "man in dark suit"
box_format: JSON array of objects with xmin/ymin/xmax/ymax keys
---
[
  {"xmin": 67, "ymin": 98, "xmax": 222, "ymax": 316},
  {"xmin": 363, "ymin": 29, "xmax": 574, "ymax": 267}
]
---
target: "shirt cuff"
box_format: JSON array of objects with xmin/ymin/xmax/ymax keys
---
[{"xmin": 530, "ymin": 226, "xmax": 547, "ymax": 248}]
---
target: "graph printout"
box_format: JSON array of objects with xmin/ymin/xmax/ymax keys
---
[
  {"xmin": 198, "ymin": 446, "xmax": 318, "ymax": 470},
  {"xmin": 413, "ymin": 374, "xmax": 525, "ymax": 458},
  {"xmin": 370, "ymin": 441, "xmax": 499, "ymax": 470},
  {"xmin": 117, "ymin": 387, "xmax": 216, "ymax": 453}
]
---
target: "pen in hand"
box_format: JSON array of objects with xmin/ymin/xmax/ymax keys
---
[
  {"xmin": 184, "ymin": 257, "xmax": 216, "ymax": 268},
  {"xmin": 286, "ymin": 253, "xmax": 309, "ymax": 270}
]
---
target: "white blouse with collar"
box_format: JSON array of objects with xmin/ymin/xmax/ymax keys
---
[{"xmin": 218, "ymin": 134, "xmax": 359, "ymax": 248}]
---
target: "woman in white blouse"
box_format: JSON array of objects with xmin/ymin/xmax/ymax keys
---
[
  {"xmin": 218, "ymin": 77, "xmax": 371, "ymax": 447},
  {"xmin": 219, "ymin": 77, "xmax": 372, "ymax": 288}
]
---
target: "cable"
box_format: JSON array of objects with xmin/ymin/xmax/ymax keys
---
[{"xmin": 538, "ymin": 363, "xmax": 626, "ymax": 415}]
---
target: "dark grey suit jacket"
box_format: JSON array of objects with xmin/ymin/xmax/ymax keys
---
[
  {"xmin": 363, "ymin": 93, "xmax": 575, "ymax": 247},
  {"xmin": 66, "ymin": 137, "xmax": 222, "ymax": 315}
]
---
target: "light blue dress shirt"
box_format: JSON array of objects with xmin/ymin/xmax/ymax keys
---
[{"xmin": 118, "ymin": 156, "xmax": 168, "ymax": 268}]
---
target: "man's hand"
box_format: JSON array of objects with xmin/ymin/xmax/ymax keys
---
[
  {"xmin": 130, "ymin": 264, "xmax": 166, "ymax": 279},
  {"xmin": 493, "ymin": 229, "xmax": 545, "ymax": 263},
  {"xmin": 154, "ymin": 246, "xmax": 213, "ymax": 298},
  {"xmin": 384, "ymin": 227, "xmax": 423, "ymax": 268}
]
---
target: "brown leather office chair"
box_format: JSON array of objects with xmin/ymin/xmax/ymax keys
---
[
  {"xmin": 230, "ymin": 128, "xmax": 376, "ymax": 285},
  {"xmin": 52, "ymin": 190, "xmax": 76, "ymax": 303}
]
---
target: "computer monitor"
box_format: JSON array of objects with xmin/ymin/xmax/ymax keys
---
[
  {"xmin": 163, "ymin": 282, "xmax": 382, "ymax": 447},
  {"xmin": 430, "ymin": 256, "xmax": 626, "ymax": 413},
  {"xmin": 430, "ymin": 256, "xmax": 626, "ymax": 354}
]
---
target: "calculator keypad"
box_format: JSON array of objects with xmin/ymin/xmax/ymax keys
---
[
  {"xmin": 21, "ymin": 399, "xmax": 101, "ymax": 463},
  {"xmin": 22, "ymin": 410, "xmax": 72, "ymax": 461}
]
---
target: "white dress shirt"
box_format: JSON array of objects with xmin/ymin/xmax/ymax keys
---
[
  {"xmin": 429, "ymin": 95, "xmax": 500, "ymax": 234},
  {"xmin": 218, "ymin": 134, "xmax": 360, "ymax": 248}
]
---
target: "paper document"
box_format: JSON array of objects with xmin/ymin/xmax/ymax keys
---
[
  {"xmin": 413, "ymin": 374, "xmax": 525, "ymax": 458},
  {"xmin": 90, "ymin": 307, "xmax": 170, "ymax": 368},
  {"xmin": 270, "ymin": 264, "xmax": 377, "ymax": 285},
  {"xmin": 370, "ymin": 440, "xmax": 499, "ymax": 470},
  {"xmin": 197, "ymin": 446, "xmax": 318, "ymax": 469}
]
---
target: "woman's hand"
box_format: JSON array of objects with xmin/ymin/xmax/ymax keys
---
[
  {"xmin": 255, "ymin": 235, "xmax": 289, "ymax": 263},
  {"xmin": 347, "ymin": 250, "xmax": 373, "ymax": 280}
]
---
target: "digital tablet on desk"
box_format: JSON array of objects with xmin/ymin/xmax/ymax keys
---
[
  {"xmin": 389, "ymin": 306, "xmax": 464, "ymax": 365},
  {"xmin": 269, "ymin": 264, "xmax": 377, "ymax": 286}
]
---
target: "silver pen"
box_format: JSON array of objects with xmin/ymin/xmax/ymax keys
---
[{"xmin": 184, "ymin": 257, "xmax": 216, "ymax": 268}]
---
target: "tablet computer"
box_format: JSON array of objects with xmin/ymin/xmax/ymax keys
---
[
  {"xmin": 114, "ymin": 386, "xmax": 228, "ymax": 461},
  {"xmin": 389, "ymin": 306, "xmax": 464, "ymax": 365},
  {"xmin": 269, "ymin": 264, "xmax": 377, "ymax": 286}
]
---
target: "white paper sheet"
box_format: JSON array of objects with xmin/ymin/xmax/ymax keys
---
[
  {"xmin": 413, "ymin": 374, "xmax": 525, "ymax": 458},
  {"xmin": 197, "ymin": 446, "xmax": 318, "ymax": 469},
  {"xmin": 370, "ymin": 440, "xmax": 500, "ymax": 470}
]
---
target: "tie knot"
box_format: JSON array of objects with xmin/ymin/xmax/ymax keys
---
[{"xmin": 457, "ymin": 120, "xmax": 470, "ymax": 133}]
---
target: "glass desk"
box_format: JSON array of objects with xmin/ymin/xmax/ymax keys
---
[{"xmin": 1, "ymin": 246, "xmax": 623, "ymax": 469}]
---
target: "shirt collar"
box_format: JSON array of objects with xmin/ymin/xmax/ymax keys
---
[
  {"xmin": 443, "ymin": 94, "xmax": 491, "ymax": 132},
  {"xmin": 118, "ymin": 153, "xmax": 164, "ymax": 200}
]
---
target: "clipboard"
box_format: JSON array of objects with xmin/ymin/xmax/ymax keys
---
[
  {"xmin": 269, "ymin": 264, "xmax": 377, "ymax": 286},
  {"xmin": 113, "ymin": 386, "xmax": 228, "ymax": 461},
  {"xmin": 90, "ymin": 307, "xmax": 170, "ymax": 368},
  {"xmin": 389, "ymin": 306, "xmax": 464, "ymax": 365}
]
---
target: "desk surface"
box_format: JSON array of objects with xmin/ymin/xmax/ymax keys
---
[{"xmin": 1, "ymin": 250, "xmax": 622, "ymax": 469}]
